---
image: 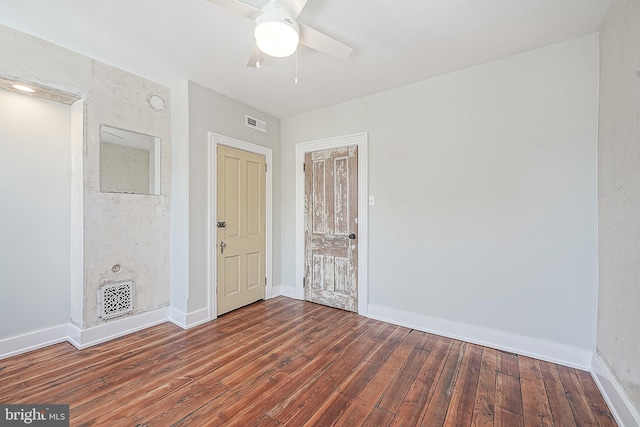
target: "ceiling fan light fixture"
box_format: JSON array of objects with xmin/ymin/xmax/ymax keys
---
[{"xmin": 254, "ymin": 9, "xmax": 299, "ymax": 58}]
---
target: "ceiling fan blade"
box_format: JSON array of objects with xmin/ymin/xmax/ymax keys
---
[
  {"xmin": 298, "ymin": 22, "xmax": 353, "ymax": 60},
  {"xmin": 275, "ymin": 0, "xmax": 310, "ymax": 18},
  {"xmin": 246, "ymin": 49, "xmax": 267, "ymax": 68},
  {"xmin": 205, "ymin": 0, "xmax": 261, "ymax": 20}
]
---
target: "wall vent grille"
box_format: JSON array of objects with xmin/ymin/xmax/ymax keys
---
[
  {"xmin": 98, "ymin": 280, "xmax": 134, "ymax": 319},
  {"xmin": 245, "ymin": 114, "xmax": 267, "ymax": 133}
]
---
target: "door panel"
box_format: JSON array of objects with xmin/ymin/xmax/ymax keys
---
[
  {"xmin": 217, "ymin": 145, "xmax": 266, "ymax": 315},
  {"xmin": 304, "ymin": 146, "xmax": 358, "ymax": 311}
]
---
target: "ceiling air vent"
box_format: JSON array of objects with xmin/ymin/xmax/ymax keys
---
[{"xmin": 245, "ymin": 114, "xmax": 267, "ymax": 133}]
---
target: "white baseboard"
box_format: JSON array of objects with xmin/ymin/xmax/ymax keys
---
[
  {"xmin": 67, "ymin": 307, "xmax": 170, "ymax": 349},
  {"xmin": 0, "ymin": 305, "xmax": 209, "ymax": 360},
  {"xmin": 0, "ymin": 324, "xmax": 69, "ymax": 360},
  {"xmin": 168, "ymin": 307, "xmax": 210, "ymax": 330},
  {"xmin": 591, "ymin": 352, "xmax": 640, "ymax": 427},
  {"xmin": 270, "ymin": 284, "xmax": 282, "ymax": 298},
  {"xmin": 277, "ymin": 285, "xmax": 297, "ymax": 299},
  {"xmin": 168, "ymin": 307, "xmax": 188, "ymax": 328},
  {"xmin": 367, "ymin": 303, "xmax": 592, "ymax": 370}
]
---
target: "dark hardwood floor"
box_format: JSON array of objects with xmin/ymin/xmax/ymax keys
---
[{"xmin": 0, "ymin": 297, "xmax": 616, "ymax": 426}]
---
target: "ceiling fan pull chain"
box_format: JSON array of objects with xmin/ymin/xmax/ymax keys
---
[{"xmin": 294, "ymin": 49, "xmax": 298, "ymax": 85}]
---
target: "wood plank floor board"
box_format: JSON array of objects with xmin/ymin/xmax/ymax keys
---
[
  {"xmin": 494, "ymin": 352, "xmax": 524, "ymax": 427},
  {"xmin": 363, "ymin": 407, "xmax": 395, "ymax": 427},
  {"xmin": 219, "ymin": 306, "xmax": 349, "ymax": 389},
  {"xmin": 519, "ymin": 356, "xmax": 555, "ymax": 426},
  {"xmin": 420, "ymin": 340, "xmax": 466, "ymax": 426},
  {"xmin": 302, "ymin": 326, "xmax": 410, "ymax": 427},
  {"xmin": 332, "ymin": 329, "xmax": 421, "ymax": 427},
  {"xmin": 539, "ymin": 361, "xmax": 577, "ymax": 427},
  {"xmin": 442, "ymin": 344, "xmax": 483, "ymax": 427},
  {"xmin": 0, "ymin": 324, "xmax": 178, "ymax": 400},
  {"xmin": 73, "ymin": 305, "xmax": 316, "ymax": 425},
  {"xmin": 390, "ymin": 336, "xmax": 454, "ymax": 427},
  {"xmin": 470, "ymin": 347, "xmax": 499, "ymax": 427},
  {"xmin": 377, "ymin": 333, "xmax": 437, "ymax": 413},
  {"xmin": 203, "ymin": 315, "xmax": 375, "ymax": 426},
  {"xmin": 153, "ymin": 308, "xmax": 362, "ymax": 426},
  {"xmin": 273, "ymin": 322, "xmax": 392, "ymax": 426},
  {"xmin": 71, "ymin": 305, "xmax": 315, "ymax": 425},
  {"xmin": 557, "ymin": 365, "xmax": 600, "ymax": 426},
  {"xmin": 267, "ymin": 319, "xmax": 391, "ymax": 425},
  {"xmin": 576, "ymin": 369, "xmax": 618, "ymax": 427},
  {"xmin": 0, "ymin": 297, "xmax": 616, "ymax": 426},
  {"xmin": 4, "ymin": 298, "xmax": 302, "ymax": 405}
]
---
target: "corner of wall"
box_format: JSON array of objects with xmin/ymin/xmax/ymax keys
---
[
  {"xmin": 170, "ymin": 79, "xmax": 191, "ymax": 317},
  {"xmin": 272, "ymin": 284, "xmax": 297, "ymax": 299},
  {"xmin": 168, "ymin": 307, "xmax": 210, "ymax": 330},
  {"xmin": 591, "ymin": 352, "xmax": 640, "ymax": 427}
]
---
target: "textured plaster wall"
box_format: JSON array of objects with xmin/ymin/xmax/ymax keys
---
[
  {"xmin": 281, "ymin": 34, "xmax": 599, "ymax": 351},
  {"xmin": 597, "ymin": 0, "xmax": 640, "ymax": 411},
  {"xmin": 0, "ymin": 23, "xmax": 171, "ymax": 331},
  {"xmin": 82, "ymin": 61, "xmax": 171, "ymax": 328}
]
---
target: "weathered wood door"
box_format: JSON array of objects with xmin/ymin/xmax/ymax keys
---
[
  {"xmin": 217, "ymin": 145, "xmax": 266, "ymax": 315},
  {"xmin": 304, "ymin": 146, "xmax": 358, "ymax": 311}
]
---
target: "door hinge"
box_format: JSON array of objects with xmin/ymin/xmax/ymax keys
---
[
  {"xmin": 265, "ymin": 163, "xmax": 267, "ymax": 172},
  {"xmin": 303, "ymin": 277, "xmax": 306, "ymax": 287},
  {"xmin": 303, "ymin": 162, "xmax": 306, "ymax": 172},
  {"xmin": 265, "ymin": 277, "xmax": 267, "ymax": 286}
]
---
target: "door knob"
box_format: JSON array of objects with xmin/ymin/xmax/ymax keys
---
[
  {"xmin": 220, "ymin": 241, "xmax": 227, "ymax": 254},
  {"xmin": 348, "ymin": 233, "xmax": 356, "ymax": 240}
]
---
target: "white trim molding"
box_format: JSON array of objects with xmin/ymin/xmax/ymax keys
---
[
  {"xmin": 368, "ymin": 303, "xmax": 593, "ymax": 370},
  {"xmin": 169, "ymin": 307, "xmax": 210, "ymax": 330},
  {"xmin": 208, "ymin": 133, "xmax": 274, "ymax": 320},
  {"xmin": 294, "ymin": 132, "xmax": 369, "ymax": 316},
  {"xmin": 592, "ymin": 352, "xmax": 640, "ymax": 427},
  {"xmin": 276, "ymin": 285, "xmax": 297, "ymax": 299},
  {"xmin": 0, "ymin": 324, "xmax": 68, "ymax": 360},
  {"xmin": 67, "ymin": 307, "xmax": 169, "ymax": 349}
]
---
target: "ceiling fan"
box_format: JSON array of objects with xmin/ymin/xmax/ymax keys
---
[{"xmin": 206, "ymin": 0, "xmax": 353, "ymax": 67}]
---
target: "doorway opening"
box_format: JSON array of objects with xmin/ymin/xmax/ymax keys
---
[
  {"xmin": 294, "ymin": 132, "xmax": 368, "ymax": 315},
  {"xmin": 208, "ymin": 133, "xmax": 273, "ymax": 319}
]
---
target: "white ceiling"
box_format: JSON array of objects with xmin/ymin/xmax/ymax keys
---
[{"xmin": 0, "ymin": 0, "xmax": 611, "ymax": 118}]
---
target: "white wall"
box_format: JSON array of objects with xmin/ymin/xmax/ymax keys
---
[
  {"xmin": 0, "ymin": 89, "xmax": 71, "ymax": 337},
  {"xmin": 598, "ymin": 0, "xmax": 640, "ymax": 413},
  {"xmin": 170, "ymin": 79, "xmax": 190, "ymax": 316},
  {"xmin": 281, "ymin": 34, "xmax": 599, "ymax": 354}
]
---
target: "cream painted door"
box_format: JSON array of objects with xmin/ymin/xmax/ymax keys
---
[
  {"xmin": 217, "ymin": 145, "xmax": 266, "ymax": 315},
  {"xmin": 304, "ymin": 146, "xmax": 358, "ymax": 311}
]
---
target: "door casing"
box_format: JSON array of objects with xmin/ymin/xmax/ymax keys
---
[
  {"xmin": 208, "ymin": 132, "xmax": 273, "ymax": 320},
  {"xmin": 295, "ymin": 132, "xmax": 368, "ymax": 315}
]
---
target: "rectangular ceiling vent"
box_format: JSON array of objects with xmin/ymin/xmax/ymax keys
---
[{"xmin": 245, "ymin": 114, "xmax": 267, "ymax": 133}]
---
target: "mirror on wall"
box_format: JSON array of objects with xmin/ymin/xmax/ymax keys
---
[{"xmin": 100, "ymin": 125, "xmax": 160, "ymax": 195}]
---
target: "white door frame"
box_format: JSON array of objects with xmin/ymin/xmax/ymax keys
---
[
  {"xmin": 208, "ymin": 132, "xmax": 273, "ymax": 320},
  {"xmin": 295, "ymin": 132, "xmax": 368, "ymax": 315}
]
